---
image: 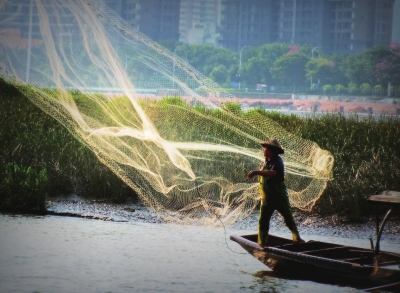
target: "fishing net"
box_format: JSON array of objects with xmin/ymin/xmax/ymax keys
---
[{"xmin": 0, "ymin": 0, "xmax": 334, "ymax": 225}]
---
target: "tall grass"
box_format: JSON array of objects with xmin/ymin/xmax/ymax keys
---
[
  {"xmin": 0, "ymin": 79, "xmax": 136, "ymax": 212},
  {"xmin": 0, "ymin": 163, "xmax": 48, "ymax": 212},
  {"xmin": 1, "ymin": 78, "xmax": 399, "ymax": 219},
  {"xmin": 142, "ymin": 98, "xmax": 400, "ymax": 220}
]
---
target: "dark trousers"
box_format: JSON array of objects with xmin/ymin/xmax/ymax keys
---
[{"xmin": 258, "ymin": 184, "xmax": 299, "ymax": 246}]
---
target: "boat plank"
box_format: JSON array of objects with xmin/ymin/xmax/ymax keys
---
[
  {"xmin": 299, "ymin": 246, "xmax": 350, "ymax": 255},
  {"xmin": 277, "ymin": 241, "xmax": 341, "ymax": 252}
]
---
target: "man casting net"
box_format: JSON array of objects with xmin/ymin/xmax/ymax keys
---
[{"xmin": 0, "ymin": 0, "xmax": 334, "ymax": 225}]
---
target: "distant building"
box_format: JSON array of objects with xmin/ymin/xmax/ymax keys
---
[
  {"xmin": 104, "ymin": 0, "xmax": 140, "ymax": 31},
  {"xmin": 277, "ymin": 0, "xmax": 328, "ymax": 48},
  {"xmin": 104, "ymin": 0, "xmax": 181, "ymax": 43},
  {"xmin": 139, "ymin": 0, "xmax": 181, "ymax": 42},
  {"xmin": 3, "ymin": 0, "xmax": 395, "ymax": 53},
  {"xmin": 325, "ymin": 0, "xmax": 395, "ymax": 54},
  {"xmin": 277, "ymin": 0, "xmax": 395, "ymax": 54},
  {"xmin": 218, "ymin": 0, "xmax": 280, "ymax": 51},
  {"xmin": 0, "ymin": 1, "xmax": 74, "ymax": 47},
  {"xmin": 0, "ymin": 1, "xmax": 60, "ymax": 41},
  {"xmin": 217, "ymin": 0, "xmax": 395, "ymax": 53},
  {"xmin": 392, "ymin": 0, "xmax": 400, "ymax": 43},
  {"xmin": 179, "ymin": 0, "xmax": 221, "ymax": 46}
]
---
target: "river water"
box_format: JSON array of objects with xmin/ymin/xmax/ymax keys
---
[{"xmin": 0, "ymin": 214, "xmax": 399, "ymax": 293}]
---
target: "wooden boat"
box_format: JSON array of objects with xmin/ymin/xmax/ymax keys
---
[{"xmin": 230, "ymin": 191, "xmax": 400, "ymax": 291}]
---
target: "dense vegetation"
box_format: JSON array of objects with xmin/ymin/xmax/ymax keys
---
[
  {"xmin": 1, "ymin": 78, "xmax": 399, "ymax": 220},
  {"xmin": 0, "ymin": 79, "xmax": 136, "ymax": 213},
  {"xmin": 158, "ymin": 42, "xmax": 400, "ymax": 96}
]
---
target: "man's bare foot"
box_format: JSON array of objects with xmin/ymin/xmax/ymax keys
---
[{"xmin": 293, "ymin": 238, "xmax": 305, "ymax": 244}]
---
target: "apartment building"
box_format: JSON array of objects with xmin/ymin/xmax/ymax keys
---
[
  {"xmin": 104, "ymin": 0, "xmax": 140, "ymax": 31},
  {"xmin": 3, "ymin": 0, "xmax": 395, "ymax": 54},
  {"xmin": 277, "ymin": 0, "xmax": 395, "ymax": 54},
  {"xmin": 179, "ymin": 0, "xmax": 221, "ymax": 45},
  {"xmin": 218, "ymin": 0, "xmax": 395, "ymax": 53},
  {"xmin": 0, "ymin": 1, "xmax": 77, "ymax": 41},
  {"xmin": 325, "ymin": 0, "xmax": 393, "ymax": 53},
  {"xmin": 393, "ymin": 0, "xmax": 400, "ymax": 43},
  {"xmin": 218, "ymin": 0, "xmax": 280, "ymax": 51},
  {"xmin": 104, "ymin": 0, "xmax": 181, "ymax": 42},
  {"xmin": 139, "ymin": 0, "xmax": 181, "ymax": 42},
  {"xmin": 277, "ymin": 0, "xmax": 327, "ymax": 47}
]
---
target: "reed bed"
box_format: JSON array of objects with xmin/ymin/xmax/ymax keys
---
[
  {"xmin": 1, "ymin": 79, "xmax": 399, "ymax": 219},
  {"xmin": 0, "ymin": 79, "xmax": 135, "ymax": 212}
]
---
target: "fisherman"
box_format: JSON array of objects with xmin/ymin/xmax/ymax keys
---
[{"xmin": 246, "ymin": 139, "xmax": 304, "ymax": 247}]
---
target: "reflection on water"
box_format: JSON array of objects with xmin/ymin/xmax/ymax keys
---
[{"xmin": 2, "ymin": 214, "xmax": 394, "ymax": 293}]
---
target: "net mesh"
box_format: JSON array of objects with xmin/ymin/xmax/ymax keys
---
[{"xmin": 0, "ymin": 0, "xmax": 334, "ymax": 225}]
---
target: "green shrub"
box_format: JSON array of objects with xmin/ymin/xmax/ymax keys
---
[
  {"xmin": 322, "ymin": 84, "xmax": 333, "ymax": 94},
  {"xmin": 310, "ymin": 83, "xmax": 318, "ymax": 92},
  {"xmin": 159, "ymin": 96, "xmax": 188, "ymax": 107},
  {"xmin": 0, "ymin": 163, "xmax": 48, "ymax": 212},
  {"xmin": 222, "ymin": 101, "xmax": 242, "ymax": 114},
  {"xmin": 0, "ymin": 78, "xmax": 137, "ymax": 204},
  {"xmin": 374, "ymin": 85, "xmax": 382, "ymax": 96},
  {"xmin": 334, "ymin": 84, "xmax": 346, "ymax": 95},
  {"xmin": 209, "ymin": 65, "xmax": 228, "ymax": 84},
  {"xmin": 348, "ymin": 82, "xmax": 359, "ymax": 95},
  {"xmin": 360, "ymin": 83, "xmax": 372, "ymax": 95}
]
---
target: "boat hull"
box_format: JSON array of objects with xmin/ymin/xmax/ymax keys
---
[{"xmin": 230, "ymin": 234, "xmax": 400, "ymax": 288}]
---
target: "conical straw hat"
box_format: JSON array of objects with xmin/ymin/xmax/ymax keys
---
[{"xmin": 260, "ymin": 139, "xmax": 284, "ymax": 154}]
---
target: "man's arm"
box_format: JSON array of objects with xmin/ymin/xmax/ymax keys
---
[{"xmin": 246, "ymin": 170, "xmax": 277, "ymax": 179}]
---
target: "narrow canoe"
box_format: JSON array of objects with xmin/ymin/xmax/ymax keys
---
[{"xmin": 230, "ymin": 233, "xmax": 400, "ymax": 290}]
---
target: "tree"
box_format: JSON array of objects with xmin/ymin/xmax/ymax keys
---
[
  {"xmin": 239, "ymin": 56, "xmax": 269, "ymax": 87},
  {"xmin": 187, "ymin": 44, "xmax": 236, "ymax": 76},
  {"xmin": 227, "ymin": 65, "xmax": 239, "ymax": 84},
  {"xmin": 270, "ymin": 52, "xmax": 308, "ymax": 89},
  {"xmin": 256, "ymin": 43, "xmax": 292, "ymax": 64},
  {"xmin": 329, "ymin": 54, "xmax": 348, "ymax": 86},
  {"xmin": 343, "ymin": 45, "xmax": 392, "ymax": 85},
  {"xmin": 375, "ymin": 44, "xmax": 400, "ymax": 87},
  {"xmin": 305, "ymin": 57, "xmax": 335, "ymax": 86},
  {"xmin": 209, "ymin": 65, "xmax": 228, "ymax": 85},
  {"xmin": 236, "ymin": 43, "xmax": 291, "ymax": 87}
]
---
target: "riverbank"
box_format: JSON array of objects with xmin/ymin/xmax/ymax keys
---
[{"xmin": 42, "ymin": 194, "xmax": 400, "ymax": 243}]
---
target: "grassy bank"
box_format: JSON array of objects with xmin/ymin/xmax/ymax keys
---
[
  {"xmin": 1, "ymin": 79, "xmax": 399, "ymax": 220},
  {"xmin": 0, "ymin": 79, "xmax": 136, "ymax": 212}
]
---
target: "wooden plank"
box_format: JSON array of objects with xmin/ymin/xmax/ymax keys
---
[
  {"xmin": 299, "ymin": 246, "xmax": 348, "ymax": 255},
  {"xmin": 276, "ymin": 239, "xmax": 344, "ymax": 251},
  {"xmin": 368, "ymin": 190, "xmax": 400, "ymax": 204},
  {"xmin": 365, "ymin": 281, "xmax": 400, "ymax": 292},
  {"xmin": 367, "ymin": 195, "xmax": 400, "ymax": 205}
]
